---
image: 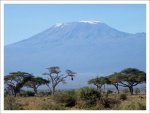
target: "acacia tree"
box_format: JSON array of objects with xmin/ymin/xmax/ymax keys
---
[
  {"xmin": 117, "ymin": 68, "xmax": 146, "ymax": 95},
  {"xmin": 4, "ymin": 71, "xmax": 33, "ymax": 97},
  {"xmin": 24, "ymin": 77, "xmax": 49, "ymax": 93},
  {"xmin": 108, "ymin": 72, "xmax": 120, "ymax": 94},
  {"xmin": 88, "ymin": 76, "xmax": 109, "ymax": 94},
  {"xmin": 43, "ymin": 66, "xmax": 76, "ymax": 93}
]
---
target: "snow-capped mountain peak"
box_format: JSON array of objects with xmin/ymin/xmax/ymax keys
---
[
  {"xmin": 4, "ymin": 21, "xmax": 146, "ymax": 89},
  {"xmin": 54, "ymin": 23, "xmax": 63, "ymax": 27},
  {"xmin": 79, "ymin": 21, "xmax": 100, "ymax": 24}
]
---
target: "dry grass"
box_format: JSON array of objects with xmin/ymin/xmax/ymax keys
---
[
  {"xmin": 16, "ymin": 96, "xmax": 53, "ymax": 110},
  {"xmin": 118, "ymin": 94, "xmax": 146, "ymax": 110},
  {"xmin": 15, "ymin": 94, "xmax": 146, "ymax": 110}
]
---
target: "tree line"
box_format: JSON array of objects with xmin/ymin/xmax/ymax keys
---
[
  {"xmin": 88, "ymin": 68, "xmax": 146, "ymax": 95},
  {"xmin": 4, "ymin": 67, "xmax": 146, "ymax": 97},
  {"xmin": 4, "ymin": 66, "xmax": 76, "ymax": 97}
]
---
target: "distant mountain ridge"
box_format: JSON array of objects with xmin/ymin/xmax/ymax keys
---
[
  {"xmin": 5, "ymin": 21, "xmax": 145, "ymax": 48},
  {"xmin": 4, "ymin": 21, "xmax": 146, "ymax": 89}
]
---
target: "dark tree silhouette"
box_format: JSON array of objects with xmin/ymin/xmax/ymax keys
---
[
  {"xmin": 4, "ymin": 71, "xmax": 33, "ymax": 97},
  {"xmin": 88, "ymin": 76, "xmax": 109, "ymax": 94},
  {"xmin": 43, "ymin": 66, "xmax": 76, "ymax": 93},
  {"xmin": 24, "ymin": 77, "xmax": 49, "ymax": 93},
  {"xmin": 117, "ymin": 68, "xmax": 146, "ymax": 95},
  {"xmin": 108, "ymin": 72, "xmax": 120, "ymax": 94}
]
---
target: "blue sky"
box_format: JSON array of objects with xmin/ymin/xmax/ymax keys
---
[{"xmin": 4, "ymin": 4, "xmax": 146, "ymax": 45}]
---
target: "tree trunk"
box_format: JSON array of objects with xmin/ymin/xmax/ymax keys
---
[
  {"xmin": 128, "ymin": 86, "xmax": 134, "ymax": 95},
  {"xmin": 104, "ymin": 84, "xmax": 105, "ymax": 93},
  {"xmin": 115, "ymin": 86, "xmax": 119, "ymax": 94},
  {"xmin": 46, "ymin": 84, "xmax": 52, "ymax": 93},
  {"xmin": 14, "ymin": 90, "xmax": 17, "ymax": 97},
  {"xmin": 11, "ymin": 89, "xmax": 14, "ymax": 96},
  {"xmin": 113, "ymin": 84, "xmax": 120, "ymax": 94},
  {"xmin": 96, "ymin": 85, "xmax": 99, "ymax": 91},
  {"xmin": 51, "ymin": 85, "xmax": 55, "ymax": 94},
  {"xmin": 99, "ymin": 85, "xmax": 103, "ymax": 95},
  {"xmin": 50, "ymin": 74, "xmax": 55, "ymax": 94},
  {"xmin": 117, "ymin": 88, "xmax": 120, "ymax": 94},
  {"xmin": 34, "ymin": 88, "xmax": 37, "ymax": 93}
]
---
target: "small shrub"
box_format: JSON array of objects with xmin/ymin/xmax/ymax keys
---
[
  {"xmin": 36, "ymin": 91, "xmax": 46, "ymax": 97},
  {"xmin": 76, "ymin": 87, "xmax": 100, "ymax": 108},
  {"xmin": 25, "ymin": 91, "xmax": 35, "ymax": 97},
  {"xmin": 118, "ymin": 93, "xmax": 127, "ymax": 100},
  {"xmin": 52, "ymin": 90, "xmax": 76, "ymax": 107},
  {"xmin": 4, "ymin": 92, "xmax": 10, "ymax": 97},
  {"xmin": 123, "ymin": 101, "xmax": 146, "ymax": 110},
  {"xmin": 18, "ymin": 91, "xmax": 35, "ymax": 97},
  {"xmin": 104, "ymin": 90, "xmax": 113, "ymax": 98},
  {"xmin": 135, "ymin": 88, "xmax": 140, "ymax": 95},
  {"xmin": 32, "ymin": 91, "xmax": 51, "ymax": 97},
  {"xmin": 77, "ymin": 87, "xmax": 100, "ymax": 101},
  {"xmin": 101, "ymin": 97, "xmax": 121, "ymax": 108},
  {"xmin": 122, "ymin": 88, "xmax": 129, "ymax": 94},
  {"xmin": 106, "ymin": 90, "xmax": 113, "ymax": 95},
  {"xmin": 4, "ymin": 96, "xmax": 22, "ymax": 110}
]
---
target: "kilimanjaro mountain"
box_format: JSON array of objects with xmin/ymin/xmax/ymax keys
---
[{"xmin": 4, "ymin": 21, "xmax": 146, "ymax": 89}]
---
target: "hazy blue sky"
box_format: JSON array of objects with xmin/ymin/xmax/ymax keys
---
[{"xmin": 4, "ymin": 4, "xmax": 146, "ymax": 45}]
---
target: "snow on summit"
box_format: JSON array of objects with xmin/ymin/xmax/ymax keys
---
[
  {"xmin": 79, "ymin": 21, "xmax": 100, "ymax": 24},
  {"xmin": 5, "ymin": 21, "xmax": 146, "ymax": 89},
  {"xmin": 54, "ymin": 23, "xmax": 62, "ymax": 27}
]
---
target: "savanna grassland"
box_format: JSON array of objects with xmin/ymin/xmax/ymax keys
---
[
  {"xmin": 4, "ymin": 87, "xmax": 146, "ymax": 110},
  {"xmin": 4, "ymin": 68, "xmax": 147, "ymax": 110}
]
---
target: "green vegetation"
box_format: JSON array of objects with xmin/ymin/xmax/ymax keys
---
[
  {"xmin": 117, "ymin": 68, "xmax": 146, "ymax": 95},
  {"xmin": 52, "ymin": 90, "xmax": 76, "ymax": 107},
  {"xmin": 135, "ymin": 88, "xmax": 140, "ymax": 95},
  {"xmin": 24, "ymin": 77, "xmax": 49, "ymax": 93},
  {"xmin": 88, "ymin": 68, "xmax": 146, "ymax": 95},
  {"xmin": 12, "ymin": 89, "xmax": 146, "ymax": 110},
  {"xmin": 4, "ymin": 67, "xmax": 146, "ymax": 110},
  {"xmin": 37, "ymin": 102, "xmax": 65, "ymax": 110},
  {"xmin": 76, "ymin": 87, "xmax": 100, "ymax": 108},
  {"xmin": 4, "ymin": 71, "xmax": 33, "ymax": 97},
  {"xmin": 4, "ymin": 96, "xmax": 22, "ymax": 110},
  {"xmin": 118, "ymin": 93, "xmax": 127, "ymax": 100},
  {"xmin": 42, "ymin": 66, "xmax": 76, "ymax": 93},
  {"xmin": 122, "ymin": 101, "xmax": 146, "ymax": 110}
]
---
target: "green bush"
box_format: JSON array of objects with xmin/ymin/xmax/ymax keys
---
[
  {"xmin": 4, "ymin": 92, "xmax": 10, "ymax": 97},
  {"xmin": 104, "ymin": 90, "xmax": 113, "ymax": 98},
  {"xmin": 106, "ymin": 90, "xmax": 113, "ymax": 95},
  {"xmin": 52, "ymin": 90, "xmax": 76, "ymax": 107},
  {"xmin": 4, "ymin": 96, "xmax": 22, "ymax": 110},
  {"xmin": 77, "ymin": 87, "xmax": 100, "ymax": 101},
  {"xmin": 100, "ymin": 97, "xmax": 120, "ymax": 109},
  {"xmin": 36, "ymin": 91, "xmax": 48, "ymax": 97},
  {"xmin": 76, "ymin": 87, "xmax": 100, "ymax": 107},
  {"xmin": 123, "ymin": 101, "xmax": 146, "ymax": 110},
  {"xmin": 122, "ymin": 88, "xmax": 129, "ymax": 94},
  {"xmin": 135, "ymin": 88, "xmax": 140, "ymax": 95},
  {"xmin": 118, "ymin": 93, "xmax": 127, "ymax": 100},
  {"xmin": 18, "ymin": 91, "xmax": 35, "ymax": 97}
]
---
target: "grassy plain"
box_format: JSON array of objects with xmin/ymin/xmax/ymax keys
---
[{"xmin": 14, "ymin": 92, "xmax": 146, "ymax": 110}]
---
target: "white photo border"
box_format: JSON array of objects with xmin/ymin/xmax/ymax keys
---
[{"xmin": 0, "ymin": 0, "xmax": 149, "ymax": 114}]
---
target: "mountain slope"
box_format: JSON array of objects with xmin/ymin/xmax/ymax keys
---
[{"xmin": 4, "ymin": 21, "xmax": 146, "ymax": 89}]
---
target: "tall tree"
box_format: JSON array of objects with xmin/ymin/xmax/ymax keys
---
[
  {"xmin": 108, "ymin": 72, "xmax": 120, "ymax": 94},
  {"xmin": 88, "ymin": 76, "xmax": 109, "ymax": 93},
  {"xmin": 117, "ymin": 68, "xmax": 146, "ymax": 95},
  {"xmin": 4, "ymin": 71, "xmax": 33, "ymax": 97},
  {"xmin": 43, "ymin": 66, "xmax": 76, "ymax": 93},
  {"xmin": 24, "ymin": 77, "xmax": 49, "ymax": 93}
]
